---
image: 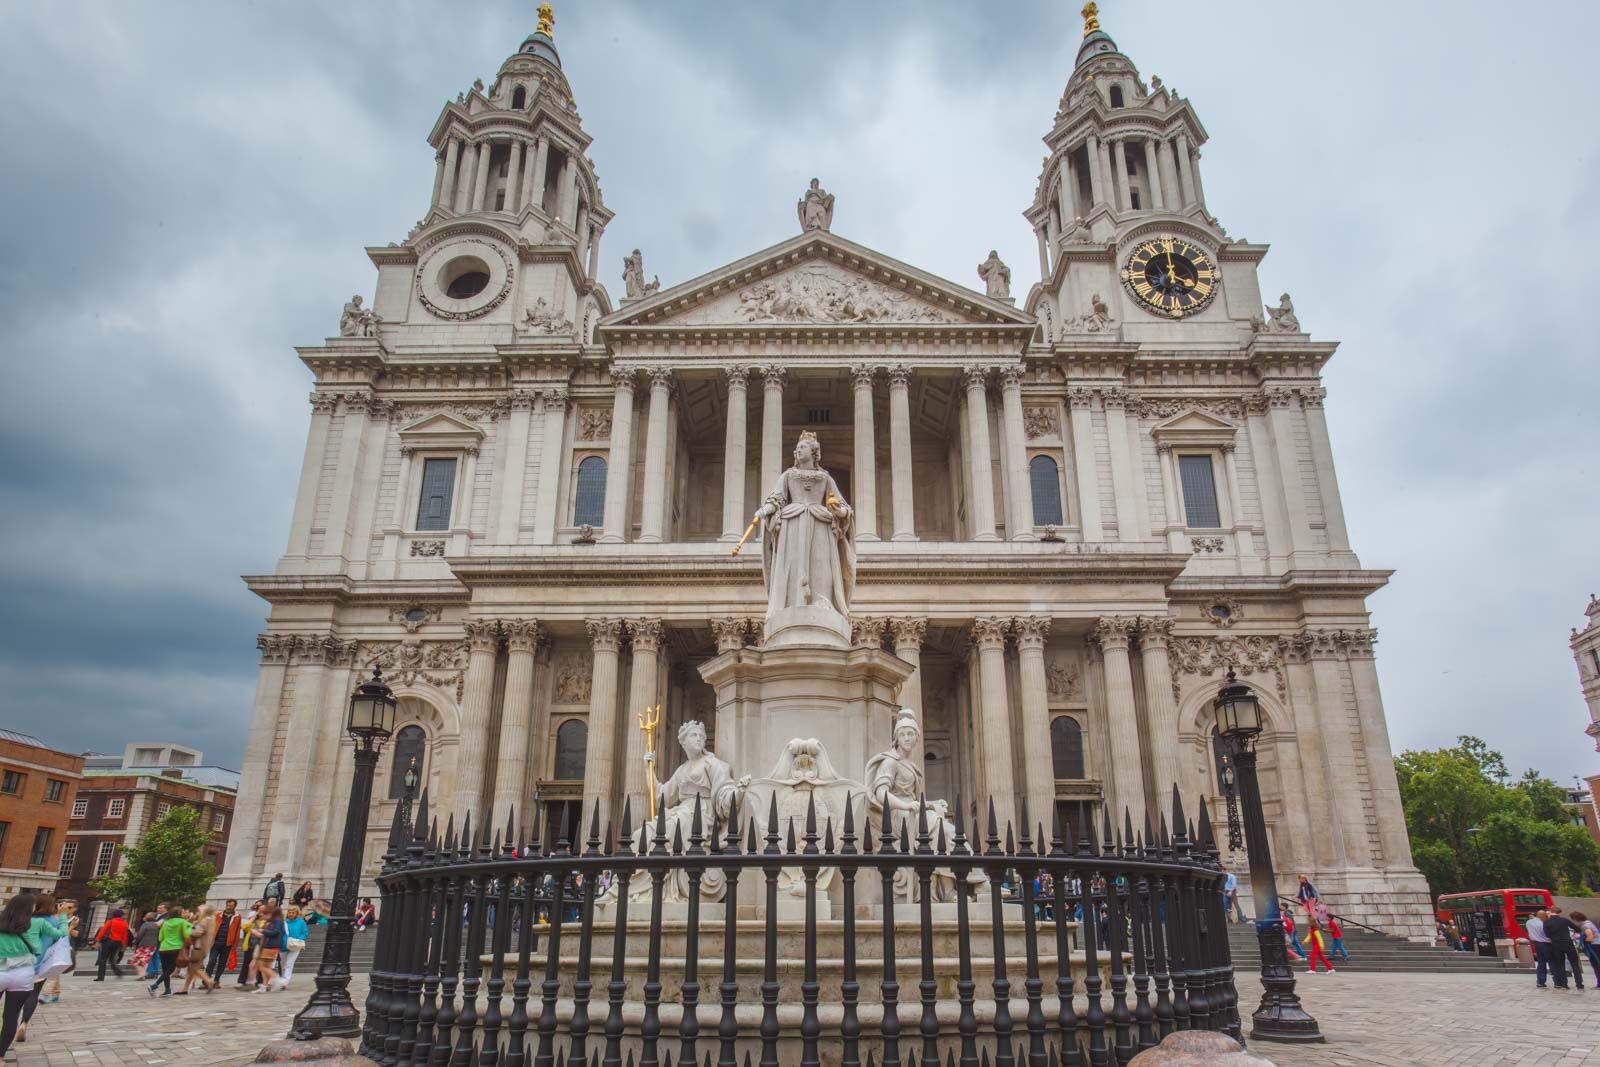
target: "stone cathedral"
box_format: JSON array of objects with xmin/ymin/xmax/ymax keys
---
[{"xmin": 218, "ymin": 6, "xmax": 1432, "ymax": 936}]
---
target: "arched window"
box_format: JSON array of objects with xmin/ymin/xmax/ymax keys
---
[
  {"xmin": 1029, "ymin": 455, "xmax": 1064, "ymax": 526},
  {"xmin": 553, "ymin": 720, "xmax": 587, "ymax": 780},
  {"xmin": 1108, "ymin": 85, "xmax": 1125, "ymax": 108},
  {"xmin": 510, "ymin": 85, "xmax": 527, "ymax": 110},
  {"xmin": 1050, "ymin": 717, "xmax": 1085, "ymax": 780},
  {"xmin": 574, "ymin": 456, "xmax": 607, "ymax": 526},
  {"xmin": 388, "ymin": 725, "xmax": 426, "ymax": 799}
]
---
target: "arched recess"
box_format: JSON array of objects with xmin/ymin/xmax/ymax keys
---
[
  {"xmin": 372, "ymin": 689, "xmax": 460, "ymax": 823},
  {"xmin": 923, "ymin": 739, "xmax": 953, "ymax": 804},
  {"xmin": 551, "ymin": 717, "xmax": 587, "ymax": 780}
]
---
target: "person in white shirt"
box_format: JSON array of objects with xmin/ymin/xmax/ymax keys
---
[{"xmin": 1527, "ymin": 910, "xmax": 1551, "ymax": 988}]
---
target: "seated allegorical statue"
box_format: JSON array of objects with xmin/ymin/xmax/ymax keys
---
[{"xmin": 631, "ymin": 719, "xmax": 750, "ymax": 903}]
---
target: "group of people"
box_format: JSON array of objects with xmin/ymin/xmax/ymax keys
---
[
  {"xmin": 1525, "ymin": 906, "xmax": 1600, "ymax": 990},
  {"xmin": 0, "ymin": 891, "xmax": 76, "ymax": 1057},
  {"xmin": 1281, "ymin": 876, "xmax": 1348, "ymax": 974}
]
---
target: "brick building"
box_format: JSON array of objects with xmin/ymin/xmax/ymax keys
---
[{"xmin": 0, "ymin": 730, "xmax": 83, "ymax": 900}]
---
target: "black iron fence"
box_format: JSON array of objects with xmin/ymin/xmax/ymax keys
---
[{"xmin": 358, "ymin": 786, "xmax": 1239, "ymax": 1067}]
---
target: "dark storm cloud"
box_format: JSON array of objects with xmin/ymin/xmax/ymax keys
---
[{"xmin": 0, "ymin": 2, "xmax": 1594, "ymax": 783}]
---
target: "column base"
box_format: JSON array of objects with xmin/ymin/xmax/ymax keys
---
[
  {"xmin": 891, "ymin": 531, "xmax": 919, "ymax": 542},
  {"xmin": 598, "ymin": 533, "xmax": 625, "ymax": 544},
  {"xmin": 856, "ymin": 532, "xmax": 881, "ymax": 542},
  {"xmin": 636, "ymin": 534, "xmax": 662, "ymax": 544},
  {"xmin": 973, "ymin": 532, "xmax": 1001, "ymax": 542}
]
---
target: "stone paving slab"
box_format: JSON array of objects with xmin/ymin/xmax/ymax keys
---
[{"xmin": 9, "ymin": 970, "xmax": 1597, "ymax": 1066}]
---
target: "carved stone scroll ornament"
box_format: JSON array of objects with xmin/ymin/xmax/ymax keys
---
[
  {"xmin": 1166, "ymin": 634, "xmax": 1286, "ymax": 705},
  {"xmin": 1191, "ymin": 536, "xmax": 1225, "ymax": 554},
  {"xmin": 409, "ymin": 540, "xmax": 447, "ymax": 557},
  {"xmin": 358, "ymin": 638, "xmax": 473, "ymax": 701},
  {"xmin": 389, "ymin": 604, "xmax": 443, "ymax": 633}
]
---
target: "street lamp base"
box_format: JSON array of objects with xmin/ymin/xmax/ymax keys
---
[
  {"xmin": 288, "ymin": 996, "xmax": 361, "ymax": 1040},
  {"xmin": 1248, "ymin": 923, "xmax": 1324, "ymax": 1044},
  {"xmin": 1251, "ymin": 1007, "xmax": 1326, "ymax": 1044}
]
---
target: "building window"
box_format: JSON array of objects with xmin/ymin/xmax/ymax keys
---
[
  {"xmin": 58, "ymin": 841, "xmax": 78, "ymax": 877},
  {"xmin": 93, "ymin": 842, "xmax": 116, "ymax": 877},
  {"xmin": 389, "ymin": 725, "xmax": 427, "ymax": 800},
  {"xmin": 44, "ymin": 780, "xmax": 64, "ymax": 803},
  {"xmin": 415, "ymin": 456, "xmax": 458, "ymax": 531},
  {"xmin": 511, "ymin": 85, "xmax": 527, "ymax": 109},
  {"xmin": 1028, "ymin": 455, "xmax": 1065, "ymax": 526},
  {"xmin": 0, "ymin": 823, "xmax": 8, "ymax": 854},
  {"xmin": 0, "ymin": 771, "xmax": 21, "ymax": 795},
  {"xmin": 1050, "ymin": 717, "xmax": 1086, "ymax": 780},
  {"xmin": 1177, "ymin": 454, "xmax": 1222, "ymax": 528},
  {"xmin": 573, "ymin": 456, "xmax": 607, "ymax": 527},
  {"xmin": 1130, "ymin": 189, "xmax": 1142, "ymax": 210},
  {"xmin": 71, "ymin": 799, "xmax": 87, "ymax": 819},
  {"xmin": 553, "ymin": 719, "xmax": 588, "ymax": 780},
  {"xmin": 155, "ymin": 801, "xmax": 171, "ymax": 820},
  {"xmin": 1109, "ymin": 85, "xmax": 1125, "ymax": 108},
  {"xmin": 28, "ymin": 828, "xmax": 51, "ymax": 868},
  {"xmin": 212, "ymin": 812, "xmax": 226, "ymax": 833},
  {"xmin": 106, "ymin": 798, "xmax": 125, "ymax": 819}
]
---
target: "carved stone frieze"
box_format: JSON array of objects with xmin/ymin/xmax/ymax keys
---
[
  {"xmin": 1023, "ymin": 406, "xmax": 1059, "ymax": 438},
  {"xmin": 518, "ymin": 296, "xmax": 574, "ymax": 337},
  {"xmin": 409, "ymin": 540, "xmax": 447, "ymax": 558},
  {"xmin": 1191, "ymin": 536, "xmax": 1225, "ymax": 554},
  {"xmin": 1168, "ymin": 634, "xmax": 1286, "ymax": 703},
  {"xmin": 578, "ymin": 409, "xmax": 612, "ymax": 440},
  {"xmin": 358, "ymin": 638, "xmax": 472, "ymax": 701},
  {"xmin": 1046, "ymin": 657, "xmax": 1084, "ymax": 702},
  {"xmin": 552, "ymin": 653, "xmax": 593, "ymax": 705},
  {"xmin": 1130, "ymin": 397, "xmax": 1247, "ymax": 421},
  {"xmin": 681, "ymin": 264, "xmax": 959, "ymax": 326}
]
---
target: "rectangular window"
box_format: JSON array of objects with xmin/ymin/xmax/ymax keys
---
[
  {"xmin": 71, "ymin": 798, "xmax": 87, "ymax": 819},
  {"xmin": 414, "ymin": 457, "xmax": 458, "ymax": 532},
  {"xmin": 93, "ymin": 842, "xmax": 116, "ymax": 877},
  {"xmin": 58, "ymin": 841, "xmax": 77, "ymax": 877},
  {"xmin": 106, "ymin": 798, "xmax": 125, "ymax": 819},
  {"xmin": 0, "ymin": 823, "xmax": 8, "ymax": 854},
  {"xmin": 212, "ymin": 812, "xmax": 225, "ymax": 833},
  {"xmin": 0, "ymin": 771, "xmax": 21, "ymax": 795},
  {"xmin": 1178, "ymin": 454, "xmax": 1222, "ymax": 528},
  {"xmin": 44, "ymin": 779, "xmax": 64, "ymax": 803},
  {"xmin": 28, "ymin": 827, "xmax": 51, "ymax": 867},
  {"xmin": 495, "ymin": 190, "xmax": 506, "ymax": 211},
  {"xmin": 155, "ymin": 801, "xmax": 171, "ymax": 820}
]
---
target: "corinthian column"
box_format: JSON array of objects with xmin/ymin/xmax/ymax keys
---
[
  {"xmin": 638, "ymin": 368, "xmax": 673, "ymax": 543},
  {"xmin": 1136, "ymin": 616, "xmax": 1181, "ymax": 802},
  {"xmin": 851, "ymin": 364, "xmax": 879, "ymax": 540},
  {"xmin": 621, "ymin": 618, "xmax": 663, "ymax": 821},
  {"xmin": 491, "ymin": 620, "xmax": 542, "ymax": 824},
  {"xmin": 760, "ymin": 365, "xmax": 786, "ymax": 492},
  {"xmin": 600, "ymin": 370, "xmax": 636, "ymax": 543},
  {"xmin": 887, "ymin": 365, "xmax": 917, "ymax": 541},
  {"xmin": 450, "ymin": 620, "xmax": 503, "ymax": 823},
  {"xmin": 998, "ymin": 364, "xmax": 1035, "ymax": 540},
  {"xmin": 720, "ymin": 366, "xmax": 750, "ymax": 541},
  {"xmin": 1093, "ymin": 616, "xmax": 1145, "ymax": 833},
  {"xmin": 470, "ymin": 139, "xmax": 493, "ymax": 212},
  {"xmin": 962, "ymin": 366, "xmax": 999, "ymax": 541},
  {"xmin": 581, "ymin": 619, "xmax": 624, "ymax": 830},
  {"xmin": 1013, "ymin": 616, "xmax": 1054, "ymax": 828},
  {"xmin": 971, "ymin": 618, "xmax": 1016, "ymax": 819}
]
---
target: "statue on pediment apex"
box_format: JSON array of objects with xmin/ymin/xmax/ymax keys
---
[{"xmin": 797, "ymin": 177, "xmax": 835, "ymax": 232}]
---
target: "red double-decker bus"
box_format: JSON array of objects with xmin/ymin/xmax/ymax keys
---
[{"xmin": 1436, "ymin": 887, "xmax": 1553, "ymax": 942}]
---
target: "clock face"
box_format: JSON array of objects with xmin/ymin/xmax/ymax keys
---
[{"xmin": 1121, "ymin": 237, "xmax": 1219, "ymax": 318}]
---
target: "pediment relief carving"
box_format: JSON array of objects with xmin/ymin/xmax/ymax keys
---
[{"xmin": 672, "ymin": 262, "xmax": 962, "ymax": 327}]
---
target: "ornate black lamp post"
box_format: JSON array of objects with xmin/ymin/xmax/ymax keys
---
[
  {"xmin": 290, "ymin": 665, "xmax": 397, "ymax": 1039},
  {"xmin": 1214, "ymin": 669, "xmax": 1323, "ymax": 1044}
]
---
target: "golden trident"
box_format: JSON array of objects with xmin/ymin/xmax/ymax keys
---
[{"xmin": 637, "ymin": 703, "xmax": 663, "ymax": 821}]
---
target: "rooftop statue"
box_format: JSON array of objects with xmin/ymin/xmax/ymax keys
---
[
  {"xmin": 977, "ymin": 250, "xmax": 1011, "ymax": 301},
  {"xmin": 622, "ymin": 248, "xmax": 660, "ymax": 300},
  {"xmin": 797, "ymin": 178, "xmax": 835, "ymax": 232}
]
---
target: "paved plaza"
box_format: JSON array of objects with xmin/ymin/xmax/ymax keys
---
[{"xmin": 7, "ymin": 971, "xmax": 1598, "ymax": 1067}]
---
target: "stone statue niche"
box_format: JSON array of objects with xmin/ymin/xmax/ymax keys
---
[
  {"xmin": 865, "ymin": 709, "xmax": 990, "ymax": 903},
  {"xmin": 756, "ymin": 430, "xmax": 855, "ymax": 649}
]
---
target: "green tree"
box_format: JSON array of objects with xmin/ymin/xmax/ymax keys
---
[{"xmin": 90, "ymin": 806, "xmax": 217, "ymax": 913}]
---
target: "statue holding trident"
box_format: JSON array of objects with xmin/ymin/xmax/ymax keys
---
[{"xmin": 633, "ymin": 720, "xmax": 750, "ymax": 902}]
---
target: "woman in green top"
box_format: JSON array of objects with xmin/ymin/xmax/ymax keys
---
[
  {"xmin": 14, "ymin": 892, "xmax": 69, "ymax": 1045},
  {"xmin": 0, "ymin": 892, "xmax": 43, "ymax": 1057},
  {"xmin": 147, "ymin": 904, "xmax": 192, "ymax": 998}
]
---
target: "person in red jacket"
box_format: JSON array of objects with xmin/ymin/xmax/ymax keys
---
[
  {"xmin": 93, "ymin": 909, "xmax": 131, "ymax": 980},
  {"xmin": 205, "ymin": 900, "xmax": 242, "ymax": 984}
]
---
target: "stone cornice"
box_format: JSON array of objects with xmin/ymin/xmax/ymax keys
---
[
  {"xmin": 1168, "ymin": 569, "xmax": 1394, "ymax": 599},
  {"xmin": 243, "ymin": 575, "xmax": 470, "ymax": 606}
]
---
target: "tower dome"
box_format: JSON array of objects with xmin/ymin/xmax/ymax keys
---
[
  {"xmin": 1075, "ymin": 3, "xmax": 1119, "ymax": 67},
  {"xmin": 518, "ymin": 2, "xmax": 561, "ymax": 68}
]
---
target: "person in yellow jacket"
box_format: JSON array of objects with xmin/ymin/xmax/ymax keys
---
[{"xmin": 234, "ymin": 902, "xmax": 262, "ymax": 989}]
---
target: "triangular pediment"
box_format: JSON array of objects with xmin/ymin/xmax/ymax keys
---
[
  {"xmin": 398, "ymin": 412, "xmax": 485, "ymax": 442},
  {"xmin": 1150, "ymin": 408, "xmax": 1239, "ymax": 446},
  {"xmin": 600, "ymin": 230, "xmax": 1035, "ymax": 331}
]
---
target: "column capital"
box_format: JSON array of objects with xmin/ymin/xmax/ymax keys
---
[
  {"xmin": 503, "ymin": 619, "xmax": 542, "ymax": 654},
  {"xmin": 1101, "ymin": 386, "xmax": 1127, "ymax": 411},
  {"xmin": 962, "ymin": 364, "xmax": 990, "ymax": 391},
  {"xmin": 1092, "ymin": 616, "xmax": 1138, "ymax": 651},
  {"xmin": 1301, "ymin": 386, "xmax": 1328, "ymax": 409},
  {"xmin": 645, "ymin": 367, "xmax": 673, "ymax": 391},
  {"xmin": 1276, "ymin": 632, "xmax": 1314, "ymax": 665},
  {"xmin": 627, "ymin": 617, "xmax": 664, "ymax": 653},
  {"xmin": 610, "ymin": 366, "xmax": 638, "ymax": 394},
  {"xmin": 586, "ymin": 617, "xmax": 623, "ymax": 652},
  {"xmin": 998, "ymin": 363, "xmax": 1025, "ymax": 390},
  {"xmin": 1012, "ymin": 615, "xmax": 1051, "ymax": 649},
  {"xmin": 309, "ymin": 391, "xmax": 340, "ymax": 414},
  {"xmin": 761, "ymin": 364, "xmax": 787, "ymax": 388},
  {"xmin": 970, "ymin": 616, "xmax": 1010, "ymax": 650},
  {"xmin": 851, "ymin": 616, "xmax": 887, "ymax": 649},
  {"xmin": 1136, "ymin": 615, "xmax": 1174, "ymax": 649},
  {"xmin": 1264, "ymin": 386, "xmax": 1298, "ymax": 409},
  {"xmin": 1067, "ymin": 387, "xmax": 1097, "ymax": 411},
  {"xmin": 710, "ymin": 616, "xmax": 748, "ymax": 653},
  {"xmin": 539, "ymin": 386, "xmax": 569, "ymax": 413},
  {"xmin": 509, "ymin": 388, "xmax": 538, "ymax": 412},
  {"xmin": 890, "ymin": 616, "xmax": 927, "ymax": 649},
  {"xmin": 1303, "ymin": 629, "xmax": 1346, "ymax": 661},
  {"xmin": 1340, "ymin": 628, "xmax": 1378, "ymax": 658},
  {"xmin": 257, "ymin": 633, "xmax": 296, "ymax": 665},
  {"xmin": 885, "ymin": 364, "xmax": 913, "ymax": 389},
  {"xmin": 724, "ymin": 364, "xmax": 750, "ymax": 387},
  {"xmin": 849, "ymin": 363, "xmax": 878, "ymax": 389},
  {"xmin": 464, "ymin": 619, "xmax": 502, "ymax": 653}
]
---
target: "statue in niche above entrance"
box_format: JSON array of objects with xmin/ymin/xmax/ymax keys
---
[
  {"xmin": 757, "ymin": 431, "xmax": 855, "ymax": 630},
  {"xmin": 631, "ymin": 719, "xmax": 750, "ymax": 902},
  {"xmin": 865, "ymin": 710, "xmax": 990, "ymax": 903}
]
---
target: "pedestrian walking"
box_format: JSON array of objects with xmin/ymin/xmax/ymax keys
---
[
  {"xmin": 1282, "ymin": 909, "xmax": 1307, "ymax": 959},
  {"xmin": 143, "ymin": 903, "xmax": 168, "ymax": 977},
  {"xmin": 16, "ymin": 893, "xmax": 71, "ymax": 1042},
  {"xmin": 1573, "ymin": 911, "xmax": 1600, "ymax": 975},
  {"xmin": 1327, "ymin": 914, "xmax": 1350, "ymax": 962},
  {"xmin": 1303, "ymin": 918, "xmax": 1336, "ymax": 973},
  {"xmin": 1223, "ymin": 871, "xmax": 1246, "ymax": 923},
  {"xmin": 147, "ymin": 904, "xmax": 192, "ymax": 998},
  {"xmin": 235, "ymin": 902, "xmax": 262, "ymax": 988},
  {"xmin": 278, "ymin": 905, "xmax": 309, "ymax": 987},
  {"xmin": 263, "ymin": 873, "xmax": 286, "ymax": 908},
  {"xmin": 1527, "ymin": 908, "xmax": 1553, "ymax": 988},
  {"xmin": 180, "ymin": 905, "xmax": 219, "ymax": 993},
  {"xmin": 0, "ymin": 892, "xmax": 44, "ymax": 1059},
  {"xmin": 1543, "ymin": 906, "xmax": 1584, "ymax": 990},
  {"xmin": 206, "ymin": 900, "xmax": 241, "ymax": 984},
  {"xmin": 251, "ymin": 903, "xmax": 284, "ymax": 993},
  {"xmin": 1294, "ymin": 875, "xmax": 1319, "ymax": 909},
  {"xmin": 128, "ymin": 912, "xmax": 160, "ymax": 975},
  {"xmin": 92, "ymin": 908, "xmax": 130, "ymax": 980}
]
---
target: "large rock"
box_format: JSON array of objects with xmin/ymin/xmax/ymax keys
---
[
  {"xmin": 255, "ymin": 1036, "xmax": 367, "ymax": 1065},
  {"xmin": 1129, "ymin": 1031, "xmax": 1279, "ymax": 1066}
]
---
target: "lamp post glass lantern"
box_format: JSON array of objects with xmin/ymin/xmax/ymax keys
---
[
  {"xmin": 290, "ymin": 665, "xmax": 396, "ymax": 1039},
  {"xmin": 1213, "ymin": 669, "xmax": 1323, "ymax": 1043}
]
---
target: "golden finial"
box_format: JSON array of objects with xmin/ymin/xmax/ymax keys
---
[
  {"xmin": 1081, "ymin": 2, "xmax": 1101, "ymax": 38},
  {"xmin": 536, "ymin": 2, "xmax": 555, "ymax": 38}
]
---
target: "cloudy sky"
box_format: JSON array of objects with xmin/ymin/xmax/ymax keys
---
[{"xmin": 1, "ymin": 2, "xmax": 1595, "ymax": 788}]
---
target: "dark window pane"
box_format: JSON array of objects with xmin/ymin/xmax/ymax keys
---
[
  {"xmin": 1028, "ymin": 455, "xmax": 1064, "ymax": 526},
  {"xmin": 574, "ymin": 456, "xmax": 607, "ymax": 527},
  {"xmin": 415, "ymin": 457, "xmax": 458, "ymax": 531},
  {"xmin": 389, "ymin": 725, "xmax": 427, "ymax": 800},
  {"xmin": 554, "ymin": 720, "xmax": 587, "ymax": 780},
  {"xmin": 29, "ymin": 827, "xmax": 50, "ymax": 866},
  {"xmin": 1050, "ymin": 717, "xmax": 1084, "ymax": 780},
  {"xmin": 1178, "ymin": 454, "xmax": 1222, "ymax": 528}
]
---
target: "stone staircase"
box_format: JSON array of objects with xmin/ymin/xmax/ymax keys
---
[
  {"xmin": 1224, "ymin": 918, "xmax": 1524, "ymax": 974},
  {"xmin": 297, "ymin": 922, "xmax": 379, "ymax": 974}
]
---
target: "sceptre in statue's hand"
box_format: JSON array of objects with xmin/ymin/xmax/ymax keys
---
[{"xmin": 638, "ymin": 703, "xmax": 662, "ymax": 820}]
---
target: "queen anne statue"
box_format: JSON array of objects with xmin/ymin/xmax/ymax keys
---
[
  {"xmin": 757, "ymin": 431, "xmax": 855, "ymax": 644},
  {"xmin": 633, "ymin": 720, "xmax": 750, "ymax": 902}
]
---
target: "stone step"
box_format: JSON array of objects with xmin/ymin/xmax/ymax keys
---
[{"xmin": 1222, "ymin": 922, "xmax": 1527, "ymax": 974}]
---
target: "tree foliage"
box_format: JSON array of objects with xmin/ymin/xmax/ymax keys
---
[
  {"xmin": 90, "ymin": 806, "xmax": 217, "ymax": 913},
  {"xmin": 1395, "ymin": 736, "xmax": 1600, "ymax": 898}
]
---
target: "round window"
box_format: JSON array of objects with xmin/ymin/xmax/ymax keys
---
[
  {"xmin": 1210, "ymin": 605, "xmax": 1232, "ymax": 621},
  {"xmin": 440, "ymin": 255, "xmax": 491, "ymax": 299}
]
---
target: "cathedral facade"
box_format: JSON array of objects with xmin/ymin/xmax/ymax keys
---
[{"xmin": 217, "ymin": 6, "xmax": 1432, "ymax": 936}]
